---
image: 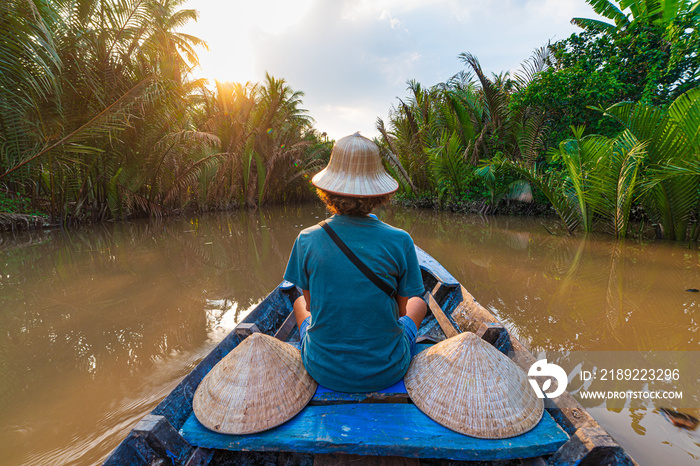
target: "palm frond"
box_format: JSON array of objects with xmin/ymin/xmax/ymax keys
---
[
  {"xmin": 514, "ymin": 45, "xmax": 553, "ymax": 89},
  {"xmin": 588, "ymin": 131, "xmax": 647, "ymax": 238},
  {"xmin": 603, "ymin": 92, "xmax": 699, "ymax": 240},
  {"xmin": 426, "ymin": 131, "xmax": 470, "ymax": 201},
  {"xmin": 501, "ymin": 159, "xmax": 581, "ymax": 233},
  {"xmin": 571, "ymin": 17, "xmax": 618, "ymax": 32},
  {"xmin": 582, "ymin": 0, "xmax": 629, "ymax": 26}
]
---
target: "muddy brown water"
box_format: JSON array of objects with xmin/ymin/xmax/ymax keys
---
[{"xmin": 0, "ymin": 204, "xmax": 697, "ymax": 465}]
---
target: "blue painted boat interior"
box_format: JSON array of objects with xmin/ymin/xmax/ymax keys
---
[
  {"xmin": 180, "ymin": 405, "xmax": 568, "ymax": 461},
  {"xmin": 104, "ymin": 246, "xmax": 572, "ymax": 464}
]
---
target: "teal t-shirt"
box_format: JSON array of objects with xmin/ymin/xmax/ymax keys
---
[{"xmin": 283, "ymin": 214, "xmax": 425, "ymax": 392}]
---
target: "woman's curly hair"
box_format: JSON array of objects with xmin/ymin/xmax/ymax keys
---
[{"xmin": 317, "ymin": 189, "xmax": 392, "ymax": 216}]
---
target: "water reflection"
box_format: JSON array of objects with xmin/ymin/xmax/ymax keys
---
[
  {"xmin": 381, "ymin": 208, "xmax": 699, "ymax": 464},
  {"xmin": 0, "ymin": 206, "xmax": 327, "ymax": 465},
  {"xmin": 383, "ymin": 208, "xmax": 699, "ymax": 353},
  {"xmin": 0, "ymin": 204, "xmax": 697, "ymax": 465}
]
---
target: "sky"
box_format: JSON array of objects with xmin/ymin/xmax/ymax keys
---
[{"xmin": 181, "ymin": 0, "xmax": 601, "ymax": 140}]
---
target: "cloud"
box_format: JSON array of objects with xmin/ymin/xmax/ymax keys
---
[{"xmin": 186, "ymin": 0, "xmax": 600, "ymax": 139}]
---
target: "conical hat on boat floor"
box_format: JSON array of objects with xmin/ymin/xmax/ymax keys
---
[
  {"xmin": 404, "ymin": 332, "xmax": 544, "ymax": 439},
  {"xmin": 193, "ymin": 332, "xmax": 317, "ymax": 434}
]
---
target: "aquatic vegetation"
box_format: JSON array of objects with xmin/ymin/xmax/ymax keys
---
[{"xmin": 0, "ymin": 0, "xmax": 325, "ymax": 225}]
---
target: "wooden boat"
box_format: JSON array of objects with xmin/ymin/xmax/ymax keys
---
[{"xmin": 104, "ymin": 246, "xmax": 637, "ymax": 465}]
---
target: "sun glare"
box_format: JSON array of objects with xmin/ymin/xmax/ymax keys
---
[{"xmin": 182, "ymin": 0, "xmax": 313, "ymax": 84}]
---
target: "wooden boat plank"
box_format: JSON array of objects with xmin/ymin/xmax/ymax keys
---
[
  {"xmin": 426, "ymin": 289, "xmax": 460, "ymax": 338},
  {"xmin": 415, "ymin": 245, "xmax": 459, "ymax": 287},
  {"xmin": 180, "ymin": 404, "xmax": 568, "ymax": 461},
  {"xmin": 314, "ymin": 453, "xmax": 420, "ymax": 465},
  {"xmin": 311, "ymin": 379, "xmax": 409, "ymax": 405},
  {"xmin": 103, "ymin": 432, "xmax": 158, "ymax": 466},
  {"xmin": 273, "ymin": 310, "xmax": 296, "ymax": 341}
]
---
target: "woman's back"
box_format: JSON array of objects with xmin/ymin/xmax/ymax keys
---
[{"xmin": 284, "ymin": 214, "xmax": 424, "ymax": 392}]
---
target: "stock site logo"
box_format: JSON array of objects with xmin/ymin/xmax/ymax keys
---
[{"xmin": 528, "ymin": 359, "xmax": 568, "ymax": 399}]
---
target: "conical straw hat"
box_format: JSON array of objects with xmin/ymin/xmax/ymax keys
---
[
  {"xmin": 312, "ymin": 132, "xmax": 399, "ymax": 197},
  {"xmin": 193, "ymin": 332, "xmax": 317, "ymax": 434},
  {"xmin": 404, "ymin": 332, "xmax": 543, "ymax": 439}
]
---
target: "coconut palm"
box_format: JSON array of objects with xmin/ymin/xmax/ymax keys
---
[
  {"xmin": 504, "ymin": 88, "xmax": 699, "ymax": 239},
  {"xmin": 197, "ymin": 75, "xmax": 314, "ymax": 208},
  {"xmin": 248, "ymin": 74, "xmax": 312, "ymax": 206},
  {"xmin": 603, "ymin": 89, "xmax": 700, "ymax": 240},
  {"xmin": 0, "ymin": 0, "xmax": 212, "ymax": 223},
  {"xmin": 138, "ymin": 0, "xmax": 207, "ymax": 84}
]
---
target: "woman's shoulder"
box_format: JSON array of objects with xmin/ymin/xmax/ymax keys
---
[
  {"xmin": 374, "ymin": 219, "xmax": 413, "ymax": 239},
  {"xmin": 297, "ymin": 222, "xmax": 324, "ymax": 240}
]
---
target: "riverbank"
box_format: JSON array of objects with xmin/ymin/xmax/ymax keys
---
[
  {"xmin": 392, "ymin": 195, "xmax": 555, "ymax": 216},
  {"xmin": 0, "ymin": 194, "xmax": 557, "ymax": 231},
  {"xmin": 0, "ymin": 213, "xmax": 49, "ymax": 231},
  {"xmin": 0, "ymin": 195, "xmax": 681, "ymax": 244}
]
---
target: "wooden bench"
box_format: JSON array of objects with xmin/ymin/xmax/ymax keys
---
[
  {"xmin": 179, "ymin": 342, "xmax": 569, "ymax": 461},
  {"xmin": 180, "ymin": 401, "xmax": 568, "ymax": 461}
]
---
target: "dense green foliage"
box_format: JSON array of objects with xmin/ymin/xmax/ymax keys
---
[
  {"xmin": 1, "ymin": 0, "xmax": 699, "ymax": 241},
  {"xmin": 376, "ymin": 51, "xmax": 549, "ymax": 208},
  {"xmin": 0, "ymin": 0, "xmax": 327, "ymax": 226},
  {"xmin": 377, "ymin": 50, "xmax": 553, "ymax": 210},
  {"xmin": 513, "ymin": 0, "xmax": 700, "ymax": 144},
  {"xmin": 192, "ymin": 77, "xmax": 329, "ymax": 209},
  {"xmin": 378, "ymin": 0, "xmax": 700, "ymax": 240}
]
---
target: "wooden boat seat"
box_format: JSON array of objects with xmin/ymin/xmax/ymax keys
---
[
  {"xmin": 308, "ymin": 343, "xmax": 428, "ymax": 404},
  {"xmin": 180, "ymin": 403, "xmax": 567, "ymax": 461},
  {"xmin": 312, "ymin": 376, "xmax": 409, "ymax": 404},
  {"xmin": 180, "ymin": 343, "xmax": 569, "ymax": 461}
]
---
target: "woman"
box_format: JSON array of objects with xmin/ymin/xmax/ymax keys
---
[{"xmin": 283, "ymin": 132, "xmax": 427, "ymax": 393}]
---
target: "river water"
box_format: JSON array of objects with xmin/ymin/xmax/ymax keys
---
[{"xmin": 0, "ymin": 203, "xmax": 697, "ymax": 465}]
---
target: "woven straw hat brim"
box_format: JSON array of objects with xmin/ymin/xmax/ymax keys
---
[
  {"xmin": 404, "ymin": 332, "xmax": 543, "ymax": 439},
  {"xmin": 312, "ymin": 132, "xmax": 399, "ymax": 197},
  {"xmin": 193, "ymin": 333, "xmax": 317, "ymax": 434}
]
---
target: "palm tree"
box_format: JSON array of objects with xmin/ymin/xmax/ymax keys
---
[
  {"xmin": 377, "ymin": 80, "xmax": 443, "ymax": 192},
  {"xmin": 604, "ymin": 87, "xmax": 700, "ymax": 240},
  {"xmin": 499, "ymin": 126, "xmax": 603, "ymax": 234},
  {"xmin": 376, "ymin": 49, "xmax": 553, "ymax": 203},
  {"xmin": 588, "ymin": 130, "xmax": 647, "ymax": 238},
  {"xmin": 0, "ymin": 0, "xmax": 61, "ymax": 197},
  {"xmin": 0, "ymin": 0, "xmax": 211, "ymax": 223},
  {"xmin": 427, "ymin": 131, "xmax": 471, "ymax": 202},
  {"xmin": 505, "ymin": 88, "xmax": 700, "ymax": 240},
  {"xmin": 138, "ymin": 0, "xmax": 207, "ymax": 84},
  {"xmin": 459, "ymin": 50, "xmax": 552, "ymax": 166},
  {"xmin": 249, "ymin": 73, "xmax": 313, "ymax": 206},
  {"xmin": 197, "ymin": 75, "xmax": 314, "ymax": 208},
  {"xmin": 198, "ymin": 80, "xmax": 259, "ymax": 207}
]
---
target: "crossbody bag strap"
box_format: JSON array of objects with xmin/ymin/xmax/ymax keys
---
[{"xmin": 318, "ymin": 220, "xmax": 397, "ymax": 298}]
